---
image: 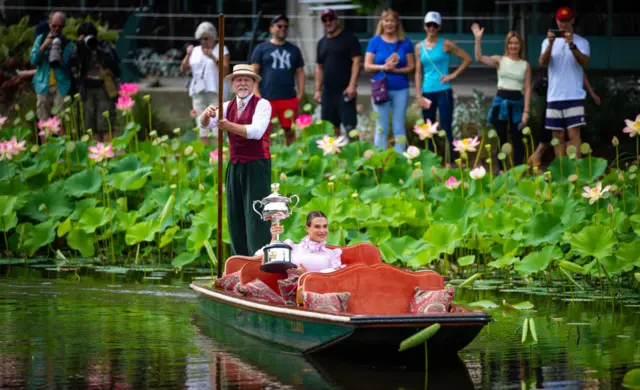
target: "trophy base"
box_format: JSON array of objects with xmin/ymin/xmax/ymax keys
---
[{"xmin": 261, "ymin": 242, "xmax": 297, "ymax": 273}]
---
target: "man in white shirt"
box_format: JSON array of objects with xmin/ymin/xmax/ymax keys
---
[
  {"xmin": 199, "ymin": 64, "xmax": 273, "ymax": 256},
  {"xmin": 539, "ymin": 6, "xmax": 590, "ymax": 158}
]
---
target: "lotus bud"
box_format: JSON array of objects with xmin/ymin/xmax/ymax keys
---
[
  {"xmin": 270, "ymin": 133, "xmax": 277, "ymax": 139},
  {"xmin": 297, "ymin": 149, "xmax": 303, "ymax": 156},
  {"xmin": 30, "ymin": 145, "xmax": 39, "ymax": 153},
  {"xmin": 507, "ymin": 198, "xmax": 512, "ymax": 206},
  {"xmin": 566, "ymin": 145, "xmax": 577, "ymax": 159},
  {"xmin": 497, "ymin": 152, "xmax": 506, "ymax": 161},
  {"xmin": 173, "ymin": 128, "xmax": 181, "ymax": 135},
  {"xmin": 521, "ymin": 127, "xmax": 531, "ymax": 136},
  {"xmin": 38, "ymin": 203, "xmax": 47, "ymax": 212},
  {"xmin": 630, "ymin": 165, "xmax": 638, "ymax": 173},
  {"xmin": 418, "ymin": 194, "xmax": 426, "ymax": 201},
  {"xmin": 345, "ymin": 174, "xmax": 351, "ymax": 181},
  {"xmin": 328, "ymin": 182, "xmax": 334, "ymax": 191},
  {"xmin": 349, "ymin": 129, "xmax": 359, "ymax": 139},
  {"xmin": 399, "ymin": 179, "xmax": 405, "ymax": 185},
  {"xmin": 278, "ymin": 129, "xmax": 285, "ymax": 136},
  {"xmin": 171, "ymin": 168, "xmax": 179, "ymax": 176},
  {"xmin": 535, "ymin": 189, "xmax": 541, "ymax": 198},
  {"xmin": 484, "ymin": 144, "xmax": 492, "ymax": 152},
  {"xmin": 455, "ymin": 158, "xmax": 462, "ymax": 166},
  {"xmin": 412, "ymin": 169, "xmax": 423, "ymax": 179},
  {"xmin": 612, "ymin": 136, "xmax": 619, "ymax": 146},
  {"xmin": 303, "ymin": 103, "xmax": 312, "ymax": 112},
  {"xmin": 271, "ymin": 117, "xmax": 279, "ymax": 125},
  {"xmin": 580, "ymin": 143, "xmax": 592, "ymax": 155},
  {"xmin": 618, "ymin": 173, "xmax": 625, "ymax": 182},
  {"xmin": 568, "ymin": 174, "xmax": 578, "ymax": 183},
  {"xmin": 351, "ymin": 192, "xmax": 359, "ymax": 199},
  {"xmin": 272, "ymin": 154, "xmax": 277, "ymax": 160},
  {"xmin": 280, "ymin": 172, "xmax": 288, "ymax": 182},
  {"xmin": 183, "ymin": 145, "xmax": 193, "ymax": 156},
  {"xmin": 102, "ymin": 111, "xmax": 110, "ymax": 119},
  {"xmin": 544, "ymin": 171, "xmax": 551, "ymax": 181},
  {"xmin": 550, "ymin": 137, "xmax": 560, "ymax": 146},
  {"xmin": 630, "ymin": 173, "xmax": 637, "ymax": 180},
  {"xmin": 14, "ymin": 104, "xmax": 20, "ymax": 112},
  {"xmin": 329, "ymin": 175, "xmax": 336, "ymax": 182},
  {"xmin": 65, "ymin": 141, "xmax": 76, "ymax": 153},
  {"xmin": 414, "ymin": 161, "xmax": 422, "ymax": 169},
  {"xmin": 431, "ymin": 166, "xmax": 438, "ymax": 175},
  {"xmin": 363, "ymin": 149, "xmax": 374, "ymax": 160},
  {"xmin": 533, "ymin": 166, "xmax": 539, "ymax": 175},
  {"xmin": 73, "ymin": 93, "xmax": 81, "ymax": 101},
  {"xmin": 610, "ymin": 184, "xmax": 618, "ymax": 192},
  {"xmin": 81, "ymin": 135, "xmax": 90, "ymax": 142},
  {"xmin": 149, "ymin": 130, "xmax": 157, "ymax": 138},
  {"xmin": 438, "ymin": 130, "xmax": 446, "ymax": 138},
  {"xmin": 143, "ymin": 95, "xmax": 151, "ymax": 102},
  {"xmin": 487, "ymin": 211, "xmax": 493, "ymax": 220},
  {"xmin": 546, "ymin": 192, "xmax": 552, "ymax": 201},
  {"xmin": 64, "ymin": 96, "xmax": 72, "ymax": 105},
  {"xmin": 607, "ymin": 203, "xmax": 614, "ymax": 215},
  {"xmin": 522, "ymin": 138, "xmax": 528, "ymax": 146},
  {"xmin": 485, "ymin": 158, "xmax": 491, "ymax": 165},
  {"xmin": 501, "ymin": 143, "xmax": 513, "ymax": 155},
  {"xmin": 488, "ymin": 129, "xmax": 497, "ymax": 139},
  {"xmin": 87, "ymin": 129, "xmax": 93, "ymax": 135},
  {"xmin": 199, "ymin": 183, "xmax": 205, "ymax": 191},
  {"xmin": 170, "ymin": 184, "xmax": 177, "ymax": 189}
]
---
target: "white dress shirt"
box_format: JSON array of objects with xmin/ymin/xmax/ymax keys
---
[{"xmin": 198, "ymin": 93, "xmax": 272, "ymax": 140}]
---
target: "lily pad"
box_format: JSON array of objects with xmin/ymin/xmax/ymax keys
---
[
  {"xmin": 503, "ymin": 300, "xmax": 535, "ymax": 311},
  {"xmin": 468, "ymin": 300, "xmax": 499, "ymax": 309}
]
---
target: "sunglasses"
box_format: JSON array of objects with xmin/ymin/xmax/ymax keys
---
[
  {"xmin": 275, "ymin": 24, "xmax": 289, "ymax": 30},
  {"xmin": 200, "ymin": 37, "xmax": 209, "ymax": 41},
  {"xmin": 425, "ymin": 22, "xmax": 439, "ymax": 28},
  {"xmin": 50, "ymin": 24, "xmax": 63, "ymax": 28}
]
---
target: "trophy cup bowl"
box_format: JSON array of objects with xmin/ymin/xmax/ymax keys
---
[{"xmin": 252, "ymin": 184, "xmax": 300, "ymax": 273}]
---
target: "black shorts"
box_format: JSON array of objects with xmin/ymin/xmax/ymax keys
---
[{"xmin": 321, "ymin": 90, "xmax": 357, "ymax": 131}]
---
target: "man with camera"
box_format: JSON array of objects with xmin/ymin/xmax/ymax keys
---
[
  {"xmin": 539, "ymin": 6, "xmax": 590, "ymax": 159},
  {"xmin": 72, "ymin": 22, "xmax": 120, "ymax": 141},
  {"xmin": 30, "ymin": 11, "xmax": 74, "ymax": 124}
]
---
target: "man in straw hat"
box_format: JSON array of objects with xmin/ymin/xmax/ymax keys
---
[{"xmin": 199, "ymin": 64, "xmax": 272, "ymax": 256}]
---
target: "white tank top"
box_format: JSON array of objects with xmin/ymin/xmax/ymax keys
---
[{"xmin": 497, "ymin": 57, "xmax": 527, "ymax": 91}]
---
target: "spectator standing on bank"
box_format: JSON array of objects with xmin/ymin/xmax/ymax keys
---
[
  {"xmin": 314, "ymin": 9, "xmax": 362, "ymax": 138},
  {"xmin": 72, "ymin": 22, "xmax": 120, "ymax": 141},
  {"xmin": 181, "ymin": 21, "xmax": 230, "ymax": 145},
  {"xmin": 539, "ymin": 6, "xmax": 590, "ymax": 158},
  {"xmin": 250, "ymin": 15, "xmax": 305, "ymax": 146},
  {"xmin": 364, "ymin": 8, "xmax": 415, "ymax": 153},
  {"xmin": 30, "ymin": 11, "xmax": 74, "ymax": 125},
  {"xmin": 415, "ymin": 11, "xmax": 472, "ymax": 167}
]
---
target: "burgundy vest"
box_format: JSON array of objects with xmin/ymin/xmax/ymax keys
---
[{"xmin": 225, "ymin": 96, "xmax": 271, "ymax": 164}]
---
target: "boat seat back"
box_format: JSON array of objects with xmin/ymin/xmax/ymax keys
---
[
  {"xmin": 299, "ymin": 264, "xmax": 444, "ymax": 315},
  {"xmin": 327, "ymin": 242, "xmax": 383, "ymax": 266},
  {"xmin": 224, "ymin": 255, "xmax": 260, "ymax": 276},
  {"xmin": 238, "ymin": 261, "xmax": 287, "ymax": 294}
]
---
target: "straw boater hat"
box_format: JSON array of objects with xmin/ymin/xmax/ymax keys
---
[{"xmin": 225, "ymin": 64, "xmax": 262, "ymax": 82}]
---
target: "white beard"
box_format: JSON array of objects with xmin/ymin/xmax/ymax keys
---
[{"xmin": 236, "ymin": 89, "xmax": 250, "ymax": 99}]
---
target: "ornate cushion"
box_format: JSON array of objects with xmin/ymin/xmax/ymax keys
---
[
  {"xmin": 236, "ymin": 278, "xmax": 286, "ymax": 305},
  {"xmin": 214, "ymin": 271, "xmax": 241, "ymax": 292},
  {"xmin": 302, "ymin": 291, "xmax": 351, "ymax": 314},
  {"xmin": 409, "ymin": 285, "xmax": 455, "ymax": 314},
  {"xmin": 277, "ymin": 276, "xmax": 299, "ymax": 305}
]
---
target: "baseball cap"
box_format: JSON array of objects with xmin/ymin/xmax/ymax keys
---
[
  {"xmin": 270, "ymin": 14, "xmax": 289, "ymax": 25},
  {"xmin": 424, "ymin": 11, "xmax": 442, "ymax": 26},
  {"xmin": 320, "ymin": 9, "xmax": 337, "ymax": 21},
  {"xmin": 556, "ymin": 7, "xmax": 574, "ymax": 21}
]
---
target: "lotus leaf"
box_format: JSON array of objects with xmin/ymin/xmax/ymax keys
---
[
  {"xmin": 503, "ymin": 300, "xmax": 535, "ymax": 311},
  {"xmin": 515, "ymin": 246, "xmax": 562, "ymax": 276},
  {"xmin": 107, "ymin": 167, "xmax": 152, "ymax": 191},
  {"xmin": 359, "ymin": 184, "xmax": 398, "ymax": 204},
  {"xmin": 623, "ymin": 368, "xmax": 640, "ymax": 390},
  {"xmin": 125, "ymin": 220, "xmax": 159, "ymax": 245},
  {"xmin": 488, "ymin": 256, "xmax": 519, "ymax": 269},
  {"xmin": 522, "ymin": 213, "xmax": 564, "ymax": 247},
  {"xmin": 22, "ymin": 219, "xmax": 58, "ymax": 256},
  {"xmin": 186, "ymin": 223, "xmax": 212, "ymax": 252},
  {"xmin": 57, "ymin": 217, "xmax": 71, "ymax": 237},
  {"xmin": 69, "ymin": 199, "xmax": 98, "ymax": 221},
  {"xmin": 67, "ymin": 226, "xmax": 95, "ymax": 257},
  {"xmin": 570, "ymin": 226, "xmax": 616, "ymax": 260},
  {"xmin": 64, "ymin": 167, "xmax": 102, "ymax": 198},
  {"xmin": 423, "ymin": 224, "xmax": 461, "ymax": 255},
  {"xmin": 0, "ymin": 212, "xmax": 18, "ymax": 233},
  {"xmin": 160, "ymin": 226, "xmax": 180, "ymax": 248},
  {"xmin": 20, "ymin": 188, "xmax": 73, "ymax": 222},
  {"xmin": 78, "ymin": 207, "xmax": 112, "ymax": 234},
  {"xmin": 468, "ymin": 300, "xmax": 498, "ymax": 309}
]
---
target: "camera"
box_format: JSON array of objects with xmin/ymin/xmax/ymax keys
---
[
  {"xmin": 83, "ymin": 35, "xmax": 98, "ymax": 49},
  {"xmin": 549, "ymin": 29, "xmax": 567, "ymax": 38},
  {"xmin": 48, "ymin": 36, "xmax": 62, "ymax": 68}
]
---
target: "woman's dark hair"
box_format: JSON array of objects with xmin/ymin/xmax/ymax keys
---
[
  {"xmin": 305, "ymin": 210, "xmax": 327, "ymax": 226},
  {"xmin": 77, "ymin": 22, "xmax": 98, "ymax": 37}
]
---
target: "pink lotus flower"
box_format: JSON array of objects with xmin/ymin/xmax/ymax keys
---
[
  {"xmin": 0, "ymin": 116, "xmax": 8, "ymax": 128},
  {"xmin": 294, "ymin": 114, "xmax": 313, "ymax": 130},
  {"xmin": 209, "ymin": 149, "xmax": 222, "ymax": 164},
  {"xmin": 413, "ymin": 119, "xmax": 439, "ymax": 140},
  {"xmin": 623, "ymin": 114, "xmax": 640, "ymax": 137},
  {"xmin": 118, "ymin": 82, "xmax": 139, "ymax": 97},
  {"xmin": 37, "ymin": 116, "xmax": 61, "ymax": 137},
  {"xmin": 88, "ymin": 142, "xmax": 115, "ymax": 163},
  {"xmin": 445, "ymin": 176, "xmax": 461, "ymax": 190},
  {"xmin": 116, "ymin": 96, "xmax": 135, "ymax": 111},
  {"xmin": 190, "ymin": 109, "xmax": 198, "ymax": 118},
  {"xmin": 316, "ymin": 135, "xmax": 348, "ymax": 155},
  {"xmin": 582, "ymin": 182, "xmax": 611, "ymax": 205},
  {"xmin": 0, "ymin": 142, "xmax": 10, "ymax": 161},
  {"xmin": 403, "ymin": 145, "xmax": 420, "ymax": 160},
  {"xmin": 6, "ymin": 136, "xmax": 26, "ymax": 156},
  {"xmin": 452, "ymin": 136, "xmax": 481, "ymax": 154}
]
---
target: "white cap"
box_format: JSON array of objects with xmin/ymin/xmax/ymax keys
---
[{"xmin": 424, "ymin": 11, "xmax": 442, "ymax": 25}]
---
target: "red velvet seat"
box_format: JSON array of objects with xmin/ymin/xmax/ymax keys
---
[
  {"xmin": 238, "ymin": 261, "xmax": 287, "ymax": 294},
  {"xmin": 298, "ymin": 264, "xmax": 444, "ymax": 315}
]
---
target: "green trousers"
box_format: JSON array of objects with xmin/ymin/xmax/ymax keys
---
[{"xmin": 226, "ymin": 158, "xmax": 272, "ymax": 256}]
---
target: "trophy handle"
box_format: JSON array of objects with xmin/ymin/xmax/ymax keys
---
[
  {"xmin": 289, "ymin": 194, "xmax": 300, "ymax": 211},
  {"xmin": 252, "ymin": 200, "xmax": 264, "ymax": 218}
]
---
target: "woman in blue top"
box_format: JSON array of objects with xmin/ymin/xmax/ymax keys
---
[
  {"xmin": 364, "ymin": 9, "xmax": 415, "ymax": 153},
  {"xmin": 414, "ymin": 11, "xmax": 472, "ymax": 166}
]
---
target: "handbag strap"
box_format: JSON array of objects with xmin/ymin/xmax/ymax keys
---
[{"xmin": 379, "ymin": 39, "xmax": 403, "ymax": 77}]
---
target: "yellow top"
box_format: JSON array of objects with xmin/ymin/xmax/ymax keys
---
[
  {"xmin": 49, "ymin": 69, "xmax": 57, "ymax": 86},
  {"xmin": 497, "ymin": 57, "xmax": 527, "ymax": 91}
]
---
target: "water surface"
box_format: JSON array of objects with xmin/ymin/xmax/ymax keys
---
[{"xmin": 1, "ymin": 266, "xmax": 639, "ymax": 389}]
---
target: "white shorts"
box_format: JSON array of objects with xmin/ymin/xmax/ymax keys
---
[{"xmin": 192, "ymin": 91, "xmax": 218, "ymax": 137}]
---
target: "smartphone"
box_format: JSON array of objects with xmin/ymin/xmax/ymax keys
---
[{"xmin": 549, "ymin": 29, "xmax": 566, "ymax": 37}]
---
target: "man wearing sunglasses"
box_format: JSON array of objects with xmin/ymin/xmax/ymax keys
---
[
  {"xmin": 315, "ymin": 9, "xmax": 361, "ymax": 138},
  {"xmin": 30, "ymin": 11, "xmax": 74, "ymax": 126},
  {"xmin": 250, "ymin": 14, "xmax": 305, "ymax": 146}
]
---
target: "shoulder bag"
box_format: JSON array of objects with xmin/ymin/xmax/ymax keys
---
[{"xmin": 371, "ymin": 40, "xmax": 402, "ymax": 105}]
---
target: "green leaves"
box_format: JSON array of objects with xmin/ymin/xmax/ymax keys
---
[
  {"xmin": 422, "ymin": 224, "xmax": 461, "ymax": 256},
  {"xmin": 522, "ymin": 213, "xmax": 564, "ymax": 247},
  {"xmin": 64, "ymin": 167, "xmax": 102, "ymax": 197},
  {"xmin": 515, "ymin": 246, "xmax": 563, "ymax": 276},
  {"xmin": 570, "ymin": 226, "xmax": 616, "ymax": 260}
]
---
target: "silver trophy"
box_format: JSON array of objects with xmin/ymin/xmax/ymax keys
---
[{"xmin": 252, "ymin": 183, "xmax": 300, "ymax": 273}]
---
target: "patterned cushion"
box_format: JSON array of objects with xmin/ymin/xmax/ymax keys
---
[
  {"xmin": 236, "ymin": 278, "xmax": 286, "ymax": 305},
  {"xmin": 302, "ymin": 291, "xmax": 351, "ymax": 314},
  {"xmin": 409, "ymin": 285, "xmax": 455, "ymax": 314},
  {"xmin": 214, "ymin": 271, "xmax": 241, "ymax": 292},
  {"xmin": 277, "ymin": 276, "xmax": 299, "ymax": 305}
]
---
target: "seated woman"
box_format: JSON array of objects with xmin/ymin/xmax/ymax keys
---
[{"xmin": 258, "ymin": 211, "xmax": 344, "ymax": 275}]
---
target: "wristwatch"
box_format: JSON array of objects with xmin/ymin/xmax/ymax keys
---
[{"xmin": 569, "ymin": 43, "xmax": 577, "ymax": 50}]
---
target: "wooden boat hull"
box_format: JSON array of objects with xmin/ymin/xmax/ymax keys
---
[{"xmin": 191, "ymin": 282, "xmax": 491, "ymax": 365}]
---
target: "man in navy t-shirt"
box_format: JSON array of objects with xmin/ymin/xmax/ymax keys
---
[
  {"xmin": 250, "ymin": 14, "xmax": 305, "ymax": 145},
  {"xmin": 314, "ymin": 9, "xmax": 362, "ymax": 137}
]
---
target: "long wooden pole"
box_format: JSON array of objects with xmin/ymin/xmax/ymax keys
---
[{"xmin": 216, "ymin": 14, "xmax": 224, "ymax": 278}]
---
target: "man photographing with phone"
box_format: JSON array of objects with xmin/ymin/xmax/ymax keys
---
[{"xmin": 539, "ymin": 6, "xmax": 590, "ymax": 159}]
